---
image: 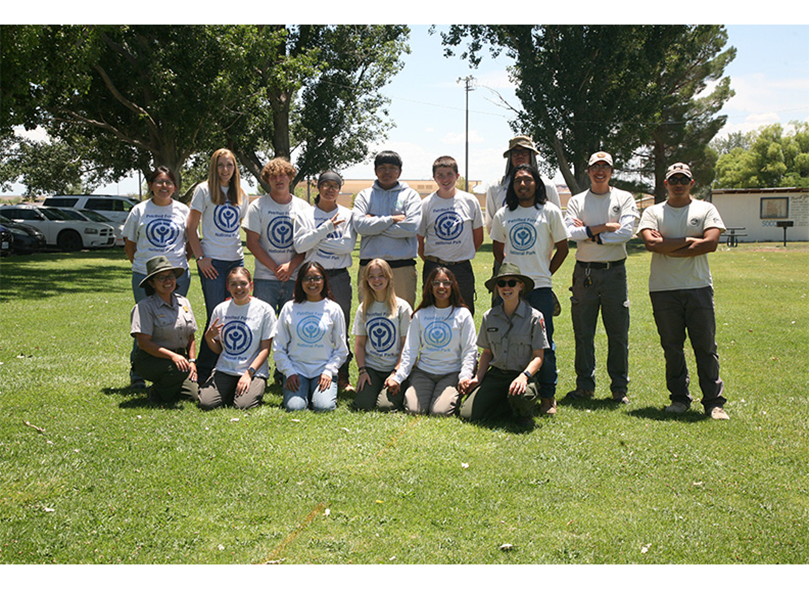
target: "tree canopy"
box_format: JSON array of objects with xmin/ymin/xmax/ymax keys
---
[
  {"xmin": 438, "ymin": 25, "xmax": 734, "ymax": 197},
  {"xmin": 713, "ymin": 122, "xmax": 809, "ymax": 189},
  {"xmin": 2, "ymin": 25, "xmax": 409, "ymax": 195}
]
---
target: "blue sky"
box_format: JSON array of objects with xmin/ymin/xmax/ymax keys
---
[{"xmin": 4, "ymin": 20, "xmax": 808, "ymax": 196}]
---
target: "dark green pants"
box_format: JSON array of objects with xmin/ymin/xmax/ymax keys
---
[
  {"xmin": 351, "ymin": 366, "xmax": 405, "ymax": 412},
  {"xmin": 460, "ymin": 366, "xmax": 538, "ymax": 421},
  {"xmin": 134, "ymin": 349, "xmax": 199, "ymax": 403}
]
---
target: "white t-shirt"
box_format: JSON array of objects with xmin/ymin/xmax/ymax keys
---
[
  {"xmin": 243, "ymin": 194, "xmax": 311, "ymax": 281},
  {"xmin": 490, "ymin": 202, "xmax": 568, "ymax": 289},
  {"xmin": 293, "ymin": 203, "xmax": 357, "ymax": 270},
  {"xmin": 210, "ymin": 297, "xmax": 277, "ymax": 379},
  {"xmin": 352, "ymin": 297, "xmax": 412, "ymax": 372},
  {"xmin": 189, "ymin": 182, "xmax": 249, "ymax": 261},
  {"xmin": 565, "ymin": 187, "xmax": 639, "ymax": 262},
  {"xmin": 272, "ymin": 298, "xmax": 348, "ymax": 378},
  {"xmin": 637, "ymin": 199, "xmax": 726, "ymax": 292},
  {"xmin": 393, "ymin": 305, "xmax": 477, "ymax": 384},
  {"xmin": 484, "ymin": 176, "xmax": 561, "ymax": 233},
  {"xmin": 418, "ymin": 190, "xmax": 483, "ymax": 262},
  {"xmin": 123, "ymin": 199, "xmax": 189, "ymax": 275}
]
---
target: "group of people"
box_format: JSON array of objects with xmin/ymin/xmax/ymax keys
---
[{"xmin": 126, "ymin": 135, "xmax": 730, "ymax": 426}]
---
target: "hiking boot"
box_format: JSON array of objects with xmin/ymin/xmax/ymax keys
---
[
  {"xmin": 612, "ymin": 392, "xmax": 630, "ymax": 405},
  {"xmin": 664, "ymin": 402, "xmax": 689, "ymax": 414},
  {"xmin": 709, "ymin": 406, "xmax": 730, "ymax": 420},
  {"xmin": 539, "ymin": 397, "xmax": 557, "ymax": 416},
  {"xmin": 565, "ymin": 388, "xmax": 594, "ymax": 401}
]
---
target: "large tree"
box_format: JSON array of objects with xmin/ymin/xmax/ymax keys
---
[
  {"xmin": 3, "ymin": 25, "xmax": 408, "ymax": 194},
  {"xmin": 713, "ymin": 122, "xmax": 809, "ymax": 188},
  {"xmin": 438, "ymin": 25, "xmax": 734, "ymax": 197}
]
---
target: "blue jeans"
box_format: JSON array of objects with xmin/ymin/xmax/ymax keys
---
[
  {"xmin": 283, "ymin": 375, "xmax": 338, "ymax": 412},
  {"xmin": 253, "ymin": 278, "xmax": 295, "ymax": 316},
  {"xmin": 130, "ymin": 269, "xmax": 191, "ymax": 383},
  {"xmin": 525, "ymin": 287, "xmax": 557, "ymax": 399},
  {"xmin": 196, "ymin": 258, "xmax": 244, "ymax": 378}
]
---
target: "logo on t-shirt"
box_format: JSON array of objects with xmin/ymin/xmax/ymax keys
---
[
  {"xmin": 424, "ymin": 320, "xmax": 451, "ymax": 349},
  {"xmin": 213, "ymin": 203, "xmax": 241, "ymax": 233},
  {"xmin": 145, "ymin": 218, "xmax": 180, "ymax": 248},
  {"xmin": 612, "ymin": 205, "xmax": 620, "ymax": 214},
  {"xmin": 435, "ymin": 211, "xmax": 463, "ymax": 241},
  {"xmin": 297, "ymin": 315, "xmax": 325, "ymax": 344},
  {"xmin": 368, "ymin": 317, "xmax": 396, "ymax": 352},
  {"xmin": 267, "ymin": 217, "xmax": 293, "ymax": 249},
  {"xmin": 508, "ymin": 221, "xmax": 537, "ymax": 252},
  {"xmin": 689, "ymin": 218, "xmax": 700, "ymax": 226},
  {"xmin": 222, "ymin": 320, "xmax": 253, "ymax": 356}
]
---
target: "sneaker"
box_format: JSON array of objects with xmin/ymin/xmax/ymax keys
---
[
  {"xmin": 664, "ymin": 402, "xmax": 689, "ymax": 414},
  {"xmin": 539, "ymin": 397, "xmax": 557, "ymax": 416},
  {"xmin": 612, "ymin": 392, "xmax": 630, "ymax": 405},
  {"xmin": 709, "ymin": 406, "xmax": 730, "ymax": 420},
  {"xmin": 565, "ymin": 388, "xmax": 594, "ymax": 401}
]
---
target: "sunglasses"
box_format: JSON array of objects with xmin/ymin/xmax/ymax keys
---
[
  {"xmin": 667, "ymin": 176, "xmax": 691, "ymax": 185},
  {"xmin": 497, "ymin": 279, "xmax": 520, "ymax": 288}
]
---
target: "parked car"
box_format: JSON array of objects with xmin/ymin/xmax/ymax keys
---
[
  {"xmin": 57, "ymin": 208, "xmax": 125, "ymax": 246},
  {"xmin": 0, "ymin": 223, "xmax": 13, "ymax": 256},
  {"xmin": 44, "ymin": 194, "xmax": 139, "ymax": 225},
  {"xmin": 0, "ymin": 214, "xmax": 47, "ymax": 254},
  {"xmin": 0, "ymin": 205, "xmax": 116, "ymax": 251}
]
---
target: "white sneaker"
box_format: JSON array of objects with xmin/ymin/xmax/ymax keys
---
[
  {"xmin": 709, "ymin": 406, "xmax": 730, "ymax": 420},
  {"xmin": 664, "ymin": 402, "xmax": 689, "ymax": 414}
]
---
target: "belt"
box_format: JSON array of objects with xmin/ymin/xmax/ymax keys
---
[
  {"xmin": 360, "ymin": 258, "xmax": 416, "ymax": 268},
  {"xmin": 576, "ymin": 259, "xmax": 625, "ymax": 270},
  {"xmin": 424, "ymin": 256, "xmax": 468, "ymax": 266}
]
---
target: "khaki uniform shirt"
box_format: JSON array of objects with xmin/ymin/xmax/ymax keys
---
[
  {"xmin": 477, "ymin": 300, "xmax": 549, "ymax": 372},
  {"xmin": 131, "ymin": 293, "xmax": 197, "ymax": 351}
]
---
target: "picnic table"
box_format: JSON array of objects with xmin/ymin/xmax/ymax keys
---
[{"xmin": 726, "ymin": 227, "xmax": 746, "ymax": 247}]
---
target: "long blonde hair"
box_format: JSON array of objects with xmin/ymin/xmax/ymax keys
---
[
  {"xmin": 208, "ymin": 148, "xmax": 245, "ymax": 206},
  {"xmin": 359, "ymin": 259, "xmax": 398, "ymax": 321}
]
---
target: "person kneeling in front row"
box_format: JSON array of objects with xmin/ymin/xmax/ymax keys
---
[{"xmin": 460, "ymin": 263, "xmax": 548, "ymax": 428}]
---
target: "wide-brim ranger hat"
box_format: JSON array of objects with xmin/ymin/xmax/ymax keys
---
[
  {"xmin": 485, "ymin": 262, "xmax": 535, "ymax": 294},
  {"xmin": 665, "ymin": 162, "xmax": 693, "ymax": 180},
  {"xmin": 503, "ymin": 135, "xmax": 540, "ymax": 158},
  {"xmin": 139, "ymin": 255, "xmax": 185, "ymax": 288}
]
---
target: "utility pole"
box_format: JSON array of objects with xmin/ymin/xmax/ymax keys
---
[{"xmin": 458, "ymin": 76, "xmax": 475, "ymax": 193}]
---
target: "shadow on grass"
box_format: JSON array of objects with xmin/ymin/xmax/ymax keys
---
[
  {"xmin": 557, "ymin": 397, "xmax": 627, "ymax": 412},
  {"xmin": 627, "ymin": 405, "xmax": 709, "ymax": 422},
  {"xmin": 1, "ymin": 249, "xmax": 131, "ymax": 301}
]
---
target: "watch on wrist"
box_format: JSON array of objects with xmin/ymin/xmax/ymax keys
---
[
  {"xmin": 523, "ymin": 370, "xmax": 532, "ymax": 379},
  {"xmin": 247, "ymin": 366, "xmax": 256, "ymax": 377},
  {"xmin": 197, "ymin": 255, "xmax": 205, "ymax": 262}
]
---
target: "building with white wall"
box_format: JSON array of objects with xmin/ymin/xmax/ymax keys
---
[{"xmin": 711, "ymin": 187, "xmax": 809, "ymax": 243}]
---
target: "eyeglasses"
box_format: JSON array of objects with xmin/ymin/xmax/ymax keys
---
[
  {"xmin": 154, "ymin": 273, "xmax": 176, "ymax": 283},
  {"xmin": 667, "ymin": 175, "xmax": 691, "ymax": 185},
  {"xmin": 497, "ymin": 279, "xmax": 520, "ymax": 288},
  {"xmin": 152, "ymin": 179, "xmax": 175, "ymax": 186},
  {"xmin": 302, "ymin": 275, "xmax": 324, "ymax": 283},
  {"xmin": 590, "ymin": 164, "xmax": 611, "ymax": 171},
  {"xmin": 432, "ymin": 280, "xmax": 452, "ymax": 288},
  {"xmin": 320, "ymin": 182, "xmax": 340, "ymax": 191}
]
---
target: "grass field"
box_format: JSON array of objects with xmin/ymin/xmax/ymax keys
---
[{"xmin": 0, "ymin": 238, "xmax": 807, "ymax": 568}]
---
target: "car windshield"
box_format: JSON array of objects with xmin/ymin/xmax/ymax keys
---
[
  {"xmin": 40, "ymin": 208, "xmax": 75, "ymax": 221},
  {"xmin": 59, "ymin": 209, "xmax": 88, "ymax": 221},
  {"xmin": 79, "ymin": 209, "xmax": 112, "ymax": 222}
]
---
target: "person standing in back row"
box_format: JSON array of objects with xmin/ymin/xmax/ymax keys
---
[
  {"xmin": 564, "ymin": 151, "xmax": 639, "ymax": 405},
  {"xmin": 418, "ymin": 155, "xmax": 483, "ymax": 316},
  {"xmin": 638, "ymin": 163, "xmax": 729, "ymax": 420},
  {"xmin": 353, "ymin": 150, "xmax": 423, "ymax": 309}
]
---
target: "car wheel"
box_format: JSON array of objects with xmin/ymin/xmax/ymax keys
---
[{"xmin": 57, "ymin": 230, "xmax": 83, "ymax": 252}]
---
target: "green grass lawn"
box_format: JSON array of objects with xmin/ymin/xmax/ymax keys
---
[{"xmin": 1, "ymin": 239, "xmax": 807, "ymax": 565}]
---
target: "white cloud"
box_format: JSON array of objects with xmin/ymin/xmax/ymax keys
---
[{"xmin": 442, "ymin": 129, "xmax": 485, "ymax": 145}]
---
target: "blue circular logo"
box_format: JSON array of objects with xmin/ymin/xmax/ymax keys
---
[
  {"xmin": 213, "ymin": 203, "xmax": 241, "ymax": 233},
  {"xmin": 509, "ymin": 221, "xmax": 537, "ymax": 252},
  {"xmin": 435, "ymin": 211, "xmax": 463, "ymax": 241},
  {"xmin": 368, "ymin": 317, "xmax": 396, "ymax": 353},
  {"xmin": 221, "ymin": 320, "xmax": 252, "ymax": 356},
  {"xmin": 267, "ymin": 217, "xmax": 293, "ymax": 249},
  {"xmin": 296, "ymin": 315, "xmax": 325, "ymax": 344},
  {"xmin": 424, "ymin": 320, "xmax": 451, "ymax": 349},
  {"xmin": 145, "ymin": 219, "xmax": 180, "ymax": 248}
]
